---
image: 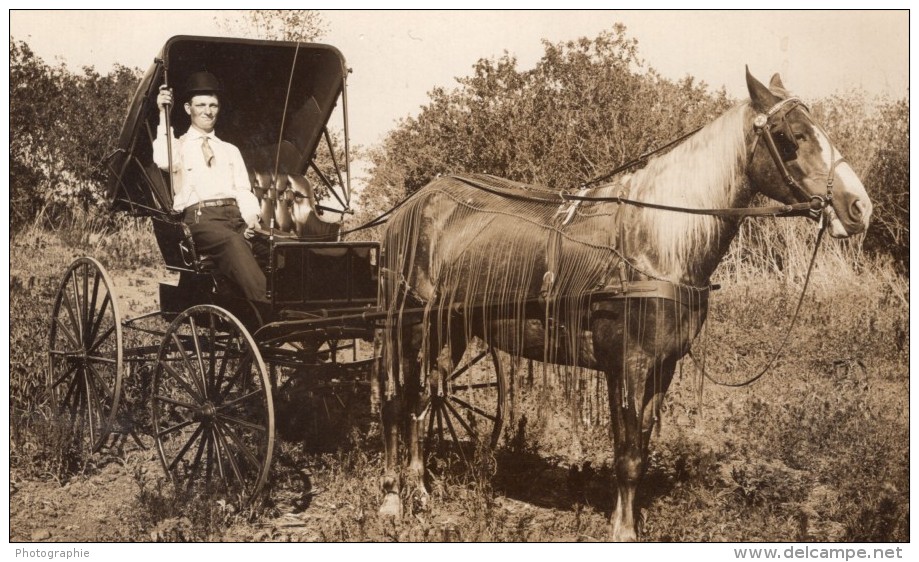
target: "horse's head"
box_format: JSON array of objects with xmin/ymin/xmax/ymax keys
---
[{"xmin": 745, "ymin": 69, "xmax": 872, "ymax": 238}]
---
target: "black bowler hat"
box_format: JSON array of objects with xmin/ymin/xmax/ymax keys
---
[{"xmin": 183, "ymin": 71, "xmax": 222, "ymax": 100}]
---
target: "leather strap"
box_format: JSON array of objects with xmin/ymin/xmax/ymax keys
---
[{"xmin": 186, "ymin": 198, "xmax": 237, "ymax": 211}]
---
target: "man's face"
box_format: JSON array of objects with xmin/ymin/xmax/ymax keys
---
[{"xmin": 185, "ymin": 94, "xmax": 220, "ymax": 133}]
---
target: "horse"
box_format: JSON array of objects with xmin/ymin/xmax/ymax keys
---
[{"xmin": 375, "ymin": 69, "xmax": 872, "ymax": 541}]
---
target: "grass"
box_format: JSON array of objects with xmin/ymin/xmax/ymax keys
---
[{"xmin": 8, "ymin": 217, "xmax": 909, "ymax": 542}]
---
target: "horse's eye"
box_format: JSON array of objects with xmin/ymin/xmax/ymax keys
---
[{"xmin": 793, "ymin": 132, "xmax": 807, "ymax": 142}]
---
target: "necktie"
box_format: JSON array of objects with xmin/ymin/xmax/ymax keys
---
[{"xmin": 201, "ymin": 136, "xmax": 215, "ymax": 167}]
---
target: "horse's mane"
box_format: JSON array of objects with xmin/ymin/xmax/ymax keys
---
[{"xmin": 624, "ymin": 103, "xmax": 750, "ymax": 277}]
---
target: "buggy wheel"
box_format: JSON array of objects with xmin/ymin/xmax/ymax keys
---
[
  {"xmin": 152, "ymin": 305, "xmax": 274, "ymax": 504},
  {"xmin": 426, "ymin": 343, "xmax": 506, "ymax": 453},
  {"xmin": 47, "ymin": 257, "xmax": 123, "ymax": 454}
]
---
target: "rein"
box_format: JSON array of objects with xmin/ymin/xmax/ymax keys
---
[
  {"xmin": 690, "ymin": 220, "xmax": 827, "ymax": 386},
  {"xmin": 580, "ymin": 125, "xmax": 704, "ymax": 188},
  {"xmin": 451, "ymin": 97, "xmax": 835, "ymax": 220}
]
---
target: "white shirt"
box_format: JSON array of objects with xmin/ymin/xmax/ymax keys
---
[{"xmin": 153, "ymin": 124, "xmax": 260, "ymax": 224}]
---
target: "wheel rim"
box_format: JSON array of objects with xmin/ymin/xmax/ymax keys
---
[
  {"xmin": 152, "ymin": 305, "xmax": 274, "ymax": 504},
  {"xmin": 48, "ymin": 257, "xmax": 123, "ymax": 453},
  {"xmin": 426, "ymin": 342, "xmax": 506, "ymax": 456}
]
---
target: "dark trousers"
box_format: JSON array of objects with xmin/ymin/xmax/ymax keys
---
[{"xmin": 183, "ymin": 205, "xmax": 268, "ymax": 303}]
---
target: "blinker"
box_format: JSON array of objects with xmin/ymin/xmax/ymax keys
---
[{"xmin": 771, "ymin": 119, "xmax": 799, "ymax": 162}]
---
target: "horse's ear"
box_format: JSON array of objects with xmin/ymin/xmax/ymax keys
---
[
  {"xmin": 768, "ymin": 73, "xmax": 792, "ymax": 97},
  {"xmin": 746, "ymin": 66, "xmax": 780, "ymax": 112},
  {"xmin": 768, "ymin": 73, "xmax": 786, "ymax": 93}
]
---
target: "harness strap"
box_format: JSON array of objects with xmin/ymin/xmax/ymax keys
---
[
  {"xmin": 451, "ymin": 174, "xmax": 824, "ymax": 218},
  {"xmin": 592, "ymin": 280, "xmax": 712, "ymax": 303}
]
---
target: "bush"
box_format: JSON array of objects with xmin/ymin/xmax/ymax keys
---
[{"xmin": 10, "ymin": 38, "xmax": 140, "ymax": 233}]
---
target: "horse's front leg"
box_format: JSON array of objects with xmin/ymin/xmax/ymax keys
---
[
  {"xmin": 606, "ymin": 352, "xmax": 678, "ymax": 541},
  {"xmin": 404, "ymin": 349, "xmax": 428, "ymax": 505},
  {"xmin": 607, "ymin": 356, "xmax": 644, "ymax": 542},
  {"xmin": 398, "ymin": 322, "xmax": 435, "ymax": 511}
]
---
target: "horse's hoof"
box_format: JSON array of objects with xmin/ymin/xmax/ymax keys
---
[
  {"xmin": 610, "ymin": 520, "xmax": 639, "ymax": 542},
  {"xmin": 379, "ymin": 493, "xmax": 402, "ymax": 518}
]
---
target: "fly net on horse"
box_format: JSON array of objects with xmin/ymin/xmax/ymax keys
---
[
  {"xmin": 382, "ymin": 173, "xmax": 629, "ymax": 371},
  {"xmin": 376, "ymin": 111, "xmax": 742, "ymax": 394},
  {"xmin": 378, "ymin": 104, "xmax": 754, "ymax": 399}
]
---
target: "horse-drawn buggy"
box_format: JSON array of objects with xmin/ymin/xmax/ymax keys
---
[{"xmin": 49, "ymin": 35, "xmax": 871, "ymax": 540}]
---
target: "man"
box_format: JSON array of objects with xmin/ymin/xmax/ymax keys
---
[{"xmin": 153, "ymin": 71, "xmax": 267, "ymax": 305}]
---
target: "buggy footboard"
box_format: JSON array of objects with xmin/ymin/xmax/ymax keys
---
[{"xmin": 269, "ymin": 240, "xmax": 379, "ymax": 311}]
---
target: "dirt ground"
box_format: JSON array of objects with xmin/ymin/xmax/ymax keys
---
[{"xmin": 10, "ymin": 264, "xmax": 164, "ymax": 542}]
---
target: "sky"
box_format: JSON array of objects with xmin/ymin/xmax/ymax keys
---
[{"xmin": 10, "ymin": 9, "xmax": 910, "ymax": 156}]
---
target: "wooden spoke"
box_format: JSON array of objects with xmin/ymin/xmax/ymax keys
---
[
  {"xmin": 87, "ymin": 323, "xmax": 116, "ymax": 356},
  {"xmin": 443, "ymin": 395, "xmax": 476, "ymax": 437},
  {"xmin": 53, "ymin": 316, "xmax": 82, "ymax": 350},
  {"xmin": 166, "ymin": 424, "xmax": 205, "ymax": 473},
  {"xmin": 426, "ymin": 344, "xmax": 506, "ymax": 452},
  {"xmin": 85, "ymin": 355, "xmax": 118, "ymax": 365},
  {"xmin": 216, "ymin": 413, "xmax": 266, "ymax": 434},
  {"xmin": 84, "ymin": 272, "xmax": 102, "ymax": 344},
  {"xmin": 85, "ymin": 363, "xmax": 115, "ymax": 401},
  {"xmin": 156, "ymin": 418, "xmax": 196, "ymax": 439},
  {"xmin": 170, "ymin": 333, "xmax": 207, "ymax": 399},
  {"xmin": 214, "ymin": 420, "xmax": 263, "ymax": 470},
  {"xmin": 186, "ymin": 429, "xmax": 209, "ymax": 489},
  {"xmin": 210, "ymin": 427, "xmax": 226, "ymax": 481},
  {"xmin": 212, "ymin": 423, "xmax": 246, "ymax": 489},
  {"xmin": 50, "ymin": 362, "xmax": 79, "ymax": 390},
  {"xmin": 449, "ymin": 394, "xmax": 498, "ymax": 423},
  {"xmin": 188, "ymin": 316, "xmax": 209, "ymax": 400},
  {"xmin": 70, "ymin": 273, "xmax": 84, "ymax": 342},
  {"xmin": 153, "ymin": 394, "xmax": 198, "ymax": 412},
  {"xmin": 158, "ymin": 360, "xmax": 204, "ymax": 403},
  {"xmin": 448, "ymin": 349, "xmax": 488, "ymax": 383},
  {"xmin": 218, "ymin": 389, "xmax": 263, "ymax": 410}
]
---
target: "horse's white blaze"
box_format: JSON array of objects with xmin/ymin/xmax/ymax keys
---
[
  {"xmin": 836, "ymin": 162, "xmax": 872, "ymax": 215},
  {"xmin": 815, "ymin": 129, "xmax": 872, "ymax": 235}
]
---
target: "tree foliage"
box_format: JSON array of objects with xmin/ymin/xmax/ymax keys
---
[
  {"xmin": 364, "ymin": 25, "xmax": 731, "ymax": 212},
  {"xmin": 214, "ymin": 10, "xmax": 328, "ymax": 43},
  {"xmin": 361, "ymin": 26, "xmax": 907, "ymax": 272},
  {"xmin": 10, "ymin": 38, "xmax": 140, "ymax": 231},
  {"xmin": 861, "ymin": 98, "xmax": 909, "ymax": 273}
]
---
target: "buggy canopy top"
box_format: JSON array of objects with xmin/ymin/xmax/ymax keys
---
[{"xmin": 106, "ymin": 35, "xmax": 350, "ymax": 217}]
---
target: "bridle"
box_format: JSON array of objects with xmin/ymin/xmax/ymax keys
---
[
  {"xmin": 750, "ymin": 96, "xmax": 843, "ymax": 222},
  {"xmin": 694, "ymin": 96, "xmax": 846, "ymax": 388}
]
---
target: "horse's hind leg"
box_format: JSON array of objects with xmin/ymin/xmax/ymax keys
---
[
  {"xmin": 404, "ymin": 319, "xmax": 468, "ymax": 510},
  {"xmin": 401, "ymin": 322, "xmax": 432, "ymax": 509},
  {"xmin": 378, "ymin": 327, "xmax": 404, "ymax": 517}
]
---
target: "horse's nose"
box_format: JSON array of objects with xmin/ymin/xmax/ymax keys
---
[{"xmin": 851, "ymin": 198, "xmax": 871, "ymax": 223}]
